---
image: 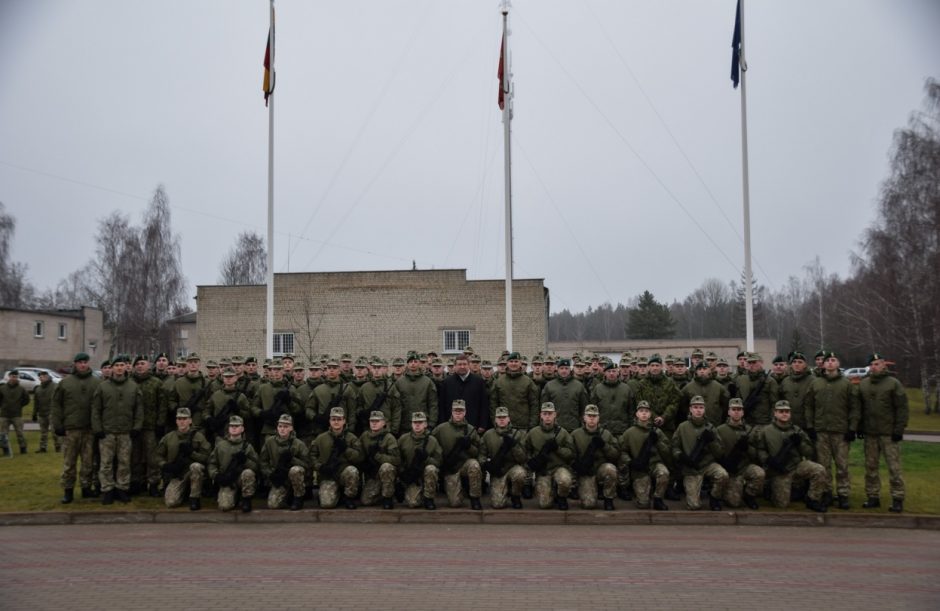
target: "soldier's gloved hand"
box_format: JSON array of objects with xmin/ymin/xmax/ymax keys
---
[
  {"xmin": 414, "ymin": 448, "xmax": 428, "ymax": 461},
  {"xmin": 789, "ymin": 433, "xmax": 802, "ymax": 444},
  {"xmin": 700, "ymin": 429, "xmax": 715, "ymax": 444},
  {"xmin": 161, "ymin": 465, "xmax": 176, "ymax": 480},
  {"xmin": 542, "ymin": 439, "xmax": 558, "ymax": 452},
  {"xmin": 234, "ymin": 449, "xmax": 247, "ymax": 462},
  {"xmin": 55, "ymin": 428, "xmax": 66, "ymax": 437},
  {"xmin": 276, "ymin": 389, "xmax": 291, "ymax": 403},
  {"xmin": 735, "ymin": 436, "xmax": 750, "ymax": 450},
  {"xmin": 648, "ymin": 429, "xmax": 658, "ymax": 442},
  {"xmin": 456, "ymin": 436, "xmax": 471, "ymax": 450},
  {"xmin": 589, "ymin": 436, "xmax": 605, "ymax": 449},
  {"xmin": 94, "ymin": 431, "xmax": 106, "ymax": 440},
  {"xmin": 806, "ymin": 428, "xmax": 817, "ymax": 442},
  {"xmin": 843, "ymin": 431, "xmax": 856, "ymax": 443},
  {"xmin": 334, "ymin": 437, "xmax": 347, "ymax": 452},
  {"xmin": 501, "ymin": 435, "xmax": 515, "ymax": 449},
  {"xmin": 767, "ymin": 457, "xmax": 785, "ymax": 472},
  {"xmin": 179, "ymin": 442, "xmax": 193, "ymax": 457},
  {"xmin": 891, "ymin": 433, "xmax": 903, "ymax": 443}
]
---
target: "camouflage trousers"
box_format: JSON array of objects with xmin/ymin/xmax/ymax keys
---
[
  {"xmin": 683, "ymin": 463, "xmax": 729, "ymax": 510},
  {"xmin": 131, "ymin": 430, "xmax": 159, "ymax": 486},
  {"xmin": 164, "ymin": 463, "xmax": 206, "ymax": 508},
  {"xmin": 36, "ymin": 415, "xmax": 62, "ymax": 451},
  {"xmin": 267, "ymin": 466, "xmax": 307, "ymax": 509},
  {"xmin": 0, "ymin": 417, "xmax": 26, "ymax": 451},
  {"xmin": 723, "ymin": 464, "xmax": 766, "ymax": 507},
  {"xmin": 816, "ymin": 432, "xmax": 850, "ymax": 497},
  {"xmin": 489, "ymin": 465, "xmax": 527, "ymax": 509},
  {"xmin": 864, "ymin": 435, "xmax": 905, "ymax": 500},
  {"xmin": 535, "ymin": 466, "xmax": 574, "ymax": 509},
  {"xmin": 443, "ymin": 459, "xmax": 483, "ymax": 507},
  {"xmin": 631, "ymin": 463, "xmax": 670, "ymax": 508},
  {"xmin": 60, "ymin": 429, "xmax": 95, "ymax": 489},
  {"xmin": 360, "ymin": 463, "xmax": 397, "ymax": 506},
  {"xmin": 98, "ymin": 433, "xmax": 132, "ymax": 492},
  {"xmin": 577, "ymin": 463, "xmax": 618, "ymax": 509},
  {"xmin": 319, "ymin": 465, "xmax": 360, "ymax": 508},
  {"xmin": 217, "ymin": 469, "xmax": 257, "ymax": 511},
  {"xmin": 403, "ymin": 465, "xmax": 439, "ymax": 508},
  {"xmin": 770, "ymin": 460, "xmax": 827, "ymax": 508}
]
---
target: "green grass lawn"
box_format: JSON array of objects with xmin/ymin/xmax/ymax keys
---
[
  {"xmin": 906, "ymin": 388, "xmax": 940, "ymax": 432},
  {"xmin": 1, "ymin": 429, "xmax": 937, "ymax": 515}
]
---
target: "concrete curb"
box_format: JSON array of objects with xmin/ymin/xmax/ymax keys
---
[{"xmin": 2, "ymin": 509, "xmax": 938, "ymax": 529}]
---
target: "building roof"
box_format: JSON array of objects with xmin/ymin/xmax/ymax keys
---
[{"xmin": 0, "ymin": 306, "xmax": 95, "ymax": 320}]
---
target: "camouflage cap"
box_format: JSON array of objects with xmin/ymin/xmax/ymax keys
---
[
  {"xmin": 674, "ymin": 357, "xmax": 688, "ymax": 367},
  {"xmin": 462, "ymin": 345, "xmax": 475, "ymax": 354},
  {"xmin": 228, "ymin": 415, "xmax": 244, "ymax": 426},
  {"xmin": 369, "ymin": 411, "xmax": 386, "ymax": 421},
  {"xmin": 636, "ymin": 357, "xmax": 649, "ymax": 366},
  {"xmin": 691, "ymin": 348, "xmax": 704, "ymax": 358},
  {"xmin": 494, "ymin": 406, "xmax": 510, "ymax": 418},
  {"xmin": 451, "ymin": 399, "xmax": 466, "ymax": 411},
  {"xmin": 774, "ymin": 400, "xmax": 791, "ymax": 411},
  {"xmin": 540, "ymin": 401, "xmax": 556, "ymax": 413},
  {"xmin": 186, "ymin": 353, "xmax": 200, "ymax": 361},
  {"xmin": 426, "ymin": 350, "xmax": 439, "ymax": 358},
  {"xmin": 746, "ymin": 353, "xmax": 762, "ymax": 362},
  {"xmin": 370, "ymin": 357, "xmax": 383, "ymax": 367},
  {"xmin": 705, "ymin": 351, "xmax": 718, "ymax": 360},
  {"xmin": 219, "ymin": 358, "xmax": 233, "ymax": 367},
  {"xmin": 277, "ymin": 414, "xmax": 293, "ymax": 425},
  {"xmin": 690, "ymin": 395, "xmax": 706, "ymax": 405},
  {"xmin": 636, "ymin": 400, "xmax": 651, "ymax": 410},
  {"xmin": 664, "ymin": 354, "xmax": 675, "ymax": 364},
  {"xmin": 325, "ymin": 358, "xmax": 340, "ymax": 367},
  {"xmin": 269, "ymin": 359, "xmax": 284, "ymax": 369},
  {"xmin": 728, "ymin": 398, "xmax": 744, "ymax": 408},
  {"xmin": 431, "ymin": 358, "xmax": 444, "ymax": 366},
  {"xmin": 175, "ymin": 407, "xmax": 192, "ymax": 418},
  {"xmin": 716, "ymin": 358, "xmax": 730, "ymax": 366},
  {"xmin": 206, "ymin": 360, "xmax": 219, "ymax": 368},
  {"xmin": 292, "ymin": 360, "xmax": 305, "ymax": 369},
  {"xmin": 340, "ymin": 353, "xmax": 353, "ymax": 362},
  {"xmin": 354, "ymin": 357, "xmax": 369, "ymax": 368},
  {"xmin": 481, "ymin": 360, "xmax": 493, "ymax": 369},
  {"xmin": 469, "ymin": 354, "xmax": 482, "ymax": 363},
  {"xmin": 231, "ymin": 355, "xmax": 245, "ymax": 364},
  {"xmin": 329, "ymin": 407, "xmax": 345, "ymax": 418},
  {"xmin": 583, "ymin": 404, "xmax": 600, "ymax": 416},
  {"xmin": 411, "ymin": 411, "xmax": 427, "ymax": 422},
  {"xmin": 174, "ymin": 359, "xmax": 186, "ymax": 367},
  {"xmin": 309, "ymin": 362, "xmax": 323, "ymax": 370},
  {"xmin": 406, "ymin": 351, "xmax": 420, "ymax": 362},
  {"xmin": 531, "ymin": 356, "xmax": 544, "ymax": 365},
  {"xmin": 391, "ymin": 357, "xmax": 406, "ymax": 367},
  {"xmin": 221, "ymin": 367, "xmax": 238, "ymax": 377}
]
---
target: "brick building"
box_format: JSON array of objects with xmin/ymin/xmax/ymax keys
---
[
  {"xmin": 195, "ymin": 269, "xmax": 549, "ymax": 363},
  {"xmin": 0, "ymin": 306, "xmax": 109, "ymax": 371},
  {"xmin": 548, "ymin": 338, "xmax": 779, "ymax": 364}
]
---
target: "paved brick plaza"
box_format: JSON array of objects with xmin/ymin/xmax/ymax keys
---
[{"xmin": 1, "ymin": 523, "xmax": 938, "ymax": 610}]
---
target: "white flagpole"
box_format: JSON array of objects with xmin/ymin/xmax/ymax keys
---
[
  {"xmin": 738, "ymin": 0, "xmax": 754, "ymax": 352},
  {"xmin": 266, "ymin": 0, "xmax": 275, "ymax": 359},
  {"xmin": 501, "ymin": 1, "xmax": 514, "ymax": 352}
]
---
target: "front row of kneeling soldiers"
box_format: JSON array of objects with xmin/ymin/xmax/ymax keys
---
[{"xmin": 156, "ymin": 394, "xmax": 829, "ymax": 514}]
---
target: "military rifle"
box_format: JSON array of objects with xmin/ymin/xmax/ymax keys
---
[
  {"xmin": 766, "ymin": 432, "xmax": 802, "ymax": 473},
  {"xmin": 442, "ymin": 430, "xmax": 471, "ymax": 472},
  {"xmin": 719, "ymin": 433, "xmax": 750, "ymax": 474},
  {"xmin": 630, "ymin": 427, "xmax": 658, "ymax": 472},
  {"xmin": 526, "ymin": 429, "xmax": 559, "ymax": 474},
  {"xmin": 483, "ymin": 431, "xmax": 517, "ymax": 478},
  {"xmin": 319, "ymin": 435, "xmax": 346, "ymax": 480},
  {"xmin": 574, "ymin": 434, "xmax": 604, "ymax": 477},
  {"xmin": 400, "ymin": 437, "xmax": 429, "ymax": 485},
  {"xmin": 742, "ymin": 376, "xmax": 766, "ymax": 418},
  {"xmin": 363, "ymin": 432, "xmax": 387, "ymax": 476},
  {"xmin": 269, "ymin": 446, "xmax": 293, "ymax": 487},
  {"xmin": 684, "ymin": 428, "xmax": 715, "ymax": 467},
  {"xmin": 216, "ymin": 442, "xmax": 248, "ymax": 487}
]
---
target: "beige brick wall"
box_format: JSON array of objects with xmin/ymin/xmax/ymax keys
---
[
  {"xmin": 196, "ymin": 270, "xmax": 548, "ymax": 363},
  {"xmin": 0, "ymin": 306, "xmax": 108, "ymax": 370},
  {"xmin": 549, "ymin": 338, "xmax": 779, "ymax": 365}
]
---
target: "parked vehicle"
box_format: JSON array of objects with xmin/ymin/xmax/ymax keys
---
[
  {"xmin": 844, "ymin": 366, "xmax": 870, "ymax": 380},
  {"xmin": 2, "ymin": 368, "xmax": 62, "ymax": 392}
]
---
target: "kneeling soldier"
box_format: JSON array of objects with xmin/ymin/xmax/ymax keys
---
[
  {"xmin": 620, "ymin": 401, "xmax": 670, "ymax": 510},
  {"xmin": 571, "ymin": 405, "xmax": 620, "ymax": 510},
  {"xmin": 671, "ymin": 395, "xmax": 729, "ymax": 510},
  {"xmin": 716, "ymin": 398, "xmax": 765, "ymax": 509},
  {"xmin": 260, "ymin": 414, "xmax": 309, "ymax": 510},
  {"xmin": 524, "ymin": 402, "xmax": 575, "ymax": 510},
  {"xmin": 310, "ymin": 407, "xmax": 363, "ymax": 509},
  {"xmin": 156, "ymin": 408, "xmax": 211, "ymax": 510},
  {"xmin": 433, "ymin": 400, "xmax": 483, "ymax": 510},
  {"xmin": 756, "ymin": 400, "xmax": 828, "ymax": 512},
  {"xmin": 208, "ymin": 415, "xmax": 260, "ymax": 512},
  {"xmin": 359, "ymin": 410, "xmax": 400, "ymax": 509},
  {"xmin": 398, "ymin": 412, "xmax": 442, "ymax": 509},
  {"xmin": 480, "ymin": 406, "xmax": 527, "ymax": 509}
]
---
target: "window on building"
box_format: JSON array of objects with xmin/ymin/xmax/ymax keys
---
[
  {"xmin": 34, "ymin": 321, "xmax": 44, "ymax": 338},
  {"xmin": 179, "ymin": 329, "xmax": 189, "ymax": 340},
  {"xmin": 58, "ymin": 323, "xmax": 67, "ymax": 340},
  {"xmin": 442, "ymin": 330, "xmax": 471, "ymax": 354},
  {"xmin": 273, "ymin": 332, "xmax": 295, "ymax": 356}
]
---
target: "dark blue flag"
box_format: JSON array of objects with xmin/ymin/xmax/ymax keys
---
[{"xmin": 731, "ymin": 0, "xmax": 741, "ymax": 88}]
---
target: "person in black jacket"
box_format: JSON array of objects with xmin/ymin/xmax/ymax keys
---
[{"xmin": 438, "ymin": 354, "xmax": 491, "ymax": 432}]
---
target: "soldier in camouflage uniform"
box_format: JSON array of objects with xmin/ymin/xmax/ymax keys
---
[
  {"xmin": 540, "ymin": 358, "xmax": 589, "ymax": 432},
  {"xmin": 130, "ymin": 355, "xmax": 165, "ymax": 496},
  {"xmin": 491, "ymin": 352, "xmax": 540, "ymax": 429},
  {"xmin": 359, "ymin": 410, "xmax": 400, "ymax": 509},
  {"xmin": 205, "ymin": 368, "xmax": 253, "ymax": 444},
  {"xmin": 169, "ymin": 353, "xmax": 209, "ymax": 432},
  {"xmin": 308, "ymin": 359, "xmax": 360, "ymax": 439},
  {"xmin": 53, "ymin": 353, "xmax": 101, "ymax": 503},
  {"xmin": 0, "ymin": 370, "xmax": 30, "ymax": 456},
  {"xmin": 389, "ymin": 352, "xmax": 439, "ymax": 431},
  {"xmin": 260, "ymin": 414, "xmax": 309, "ymax": 510},
  {"xmin": 671, "ymin": 395, "xmax": 728, "ymax": 511},
  {"xmin": 253, "ymin": 360, "xmax": 300, "ymax": 442},
  {"xmin": 524, "ymin": 403, "xmax": 575, "ymax": 510},
  {"xmin": 619, "ymin": 402, "xmax": 670, "ymax": 510},
  {"xmin": 715, "ymin": 398, "xmax": 765, "ymax": 509},
  {"xmin": 734, "ymin": 353, "xmax": 779, "ymax": 427},
  {"xmin": 32, "ymin": 370, "xmax": 60, "ymax": 452},
  {"xmin": 755, "ymin": 401, "xmax": 828, "ymax": 512},
  {"xmin": 570, "ymin": 405, "xmax": 620, "ymax": 510},
  {"xmin": 155, "ymin": 407, "xmax": 212, "ymax": 510},
  {"xmin": 680, "ymin": 363, "xmax": 730, "ymax": 427},
  {"xmin": 91, "ymin": 356, "xmax": 142, "ymax": 504},
  {"xmin": 433, "ymin": 400, "xmax": 483, "ymax": 509},
  {"xmin": 778, "ymin": 352, "xmax": 813, "ymax": 429},
  {"xmin": 480, "ymin": 406, "xmax": 527, "ymax": 509},
  {"xmin": 397, "ymin": 411, "xmax": 442, "ymax": 509},
  {"xmin": 859, "ymin": 354, "xmax": 909, "ymax": 513},
  {"xmin": 633, "ymin": 356, "xmax": 681, "ymax": 435},
  {"xmin": 208, "ymin": 415, "xmax": 259, "ymax": 512},
  {"xmin": 310, "ymin": 407, "xmax": 363, "ymax": 509}
]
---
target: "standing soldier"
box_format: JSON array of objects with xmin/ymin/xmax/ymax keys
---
[
  {"xmin": 433, "ymin": 400, "xmax": 483, "ymax": 510},
  {"xmin": 492, "ymin": 352, "xmax": 540, "ymax": 429},
  {"xmin": 155, "ymin": 407, "xmax": 211, "ymax": 510},
  {"xmin": 541, "ymin": 357, "xmax": 589, "ymax": 432},
  {"xmin": 0, "ymin": 369, "xmax": 30, "ymax": 456},
  {"xmin": 259, "ymin": 414, "xmax": 309, "ymax": 510},
  {"xmin": 131, "ymin": 355, "xmax": 164, "ymax": 497},
  {"xmin": 671, "ymin": 395, "xmax": 728, "ymax": 511},
  {"xmin": 397, "ymin": 411, "xmax": 442, "ymax": 510},
  {"xmin": 620, "ymin": 401, "xmax": 670, "ymax": 510},
  {"xmin": 359, "ymin": 358, "xmax": 396, "ymax": 434},
  {"xmin": 253, "ymin": 360, "xmax": 299, "ymax": 443},
  {"xmin": 590, "ymin": 362, "xmax": 634, "ymax": 500},
  {"xmin": 170, "ymin": 354, "xmax": 209, "ymax": 432},
  {"xmin": 388, "ymin": 352, "xmax": 439, "ymax": 430},
  {"xmin": 208, "ymin": 415, "xmax": 259, "ymax": 513},
  {"xmin": 770, "ymin": 356, "xmax": 789, "ymax": 385},
  {"xmin": 755, "ymin": 400, "xmax": 828, "ymax": 512},
  {"xmin": 734, "ymin": 353, "xmax": 779, "ymax": 427},
  {"xmin": 204, "ymin": 368, "xmax": 252, "ymax": 443},
  {"xmin": 358, "ymin": 411, "xmax": 400, "ymax": 509},
  {"xmin": 715, "ymin": 398, "xmax": 765, "ymax": 510},
  {"xmin": 480, "ymin": 406, "xmax": 527, "ymax": 509},
  {"xmin": 32, "ymin": 370, "xmax": 61, "ymax": 453},
  {"xmin": 524, "ymin": 403, "xmax": 575, "ymax": 510},
  {"xmin": 570, "ymin": 405, "xmax": 620, "ymax": 510},
  {"xmin": 91, "ymin": 356, "xmax": 143, "ymax": 505},
  {"xmin": 633, "ymin": 356, "xmax": 681, "ymax": 436},
  {"xmin": 804, "ymin": 351, "xmax": 860, "ymax": 509},
  {"xmin": 778, "ymin": 352, "xmax": 814, "ymax": 429},
  {"xmin": 859, "ymin": 353, "xmax": 908, "ymax": 513},
  {"xmin": 348, "ymin": 357, "xmax": 375, "ymax": 435},
  {"xmin": 310, "ymin": 407, "xmax": 363, "ymax": 509},
  {"xmin": 52, "ymin": 353, "xmax": 101, "ymax": 503},
  {"xmin": 680, "ymin": 363, "xmax": 731, "ymax": 427},
  {"xmin": 307, "ymin": 359, "xmax": 357, "ymax": 438}
]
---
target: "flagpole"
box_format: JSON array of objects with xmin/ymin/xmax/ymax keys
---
[
  {"xmin": 500, "ymin": 1, "xmax": 514, "ymax": 352},
  {"xmin": 265, "ymin": 0, "xmax": 275, "ymax": 360},
  {"xmin": 737, "ymin": 0, "xmax": 755, "ymax": 352}
]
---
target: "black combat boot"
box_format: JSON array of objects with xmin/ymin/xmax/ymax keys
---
[
  {"xmin": 569, "ymin": 487, "xmax": 580, "ymax": 501},
  {"xmin": 556, "ymin": 496, "xmax": 569, "ymax": 511},
  {"xmin": 889, "ymin": 498, "xmax": 903, "ymax": 513},
  {"xmin": 381, "ymin": 497, "xmax": 394, "ymax": 510},
  {"xmin": 603, "ymin": 498, "xmax": 615, "ymax": 511},
  {"xmin": 653, "ymin": 497, "xmax": 669, "ymax": 511},
  {"xmin": 394, "ymin": 481, "xmax": 405, "ymax": 503},
  {"xmin": 664, "ymin": 480, "xmax": 682, "ymax": 501},
  {"xmin": 862, "ymin": 496, "xmax": 880, "ymax": 509},
  {"xmin": 115, "ymin": 489, "xmax": 130, "ymax": 503},
  {"xmin": 60, "ymin": 488, "xmax": 74, "ymax": 504},
  {"xmin": 469, "ymin": 497, "xmax": 482, "ymax": 510},
  {"xmin": 101, "ymin": 490, "xmax": 114, "ymax": 505},
  {"xmin": 836, "ymin": 495, "xmax": 850, "ymax": 510},
  {"xmin": 129, "ymin": 482, "xmax": 141, "ymax": 496},
  {"xmin": 510, "ymin": 496, "xmax": 523, "ymax": 509},
  {"xmin": 522, "ymin": 482, "xmax": 533, "ymax": 499},
  {"xmin": 619, "ymin": 485, "xmax": 633, "ymax": 501},
  {"xmin": 240, "ymin": 497, "xmax": 252, "ymax": 513},
  {"xmin": 148, "ymin": 483, "xmax": 161, "ymax": 497},
  {"xmin": 343, "ymin": 496, "xmax": 357, "ymax": 510},
  {"xmin": 290, "ymin": 497, "xmax": 304, "ymax": 511},
  {"xmin": 19, "ymin": 446, "xmax": 27, "ymax": 455},
  {"xmin": 189, "ymin": 497, "xmax": 201, "ymax": 511},
  {"xmin": 805, "ymin": 497, "xmax": 828, "ymax": 513},
  {"xmin": 424, "ymin": 497, "xmax": 436, "ymax": 510},
  {"xmin": 709, "ymin": 497, "xmax": 723, "ymax": 511},
  {"xmin": 743, "ymin": 494, "xmax": 759, "ymax": 510}
]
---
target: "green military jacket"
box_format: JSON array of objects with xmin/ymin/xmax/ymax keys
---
[
  {"xmin": 155, "ymin": 428, "xmax": 212, "ymax": 470},
  {"xmin": 671, "ymin": 417, "xmax": 723, "ymax": 476},
  {"xmin": 307, "ymin": 380, "xmax": 357, "ymax": 435},
  {"xmin": 589, "ymin": 379, "xmax": 634, "ymax": 436},
  {"xmin": 132, "ymin": 372, "xmax": 164, "ymax": 431},
  {"xmin": 259, "ymin": 431, "xmax": 310, "ymax": 480},
  {"xmin": 492, "ymin": 371, "xmax": 540, "ymax": 429},
  {"xmin": 479, "ymin": 426, "xmax": 527, "ymax": 475},
  {"xmin": 680, "ymin": 377, "xmax": 730, "ymax": 426},
  {"xmin": 33, "ymin": 379, "xmax": 56, "ymax": 418},
  {"xmin": 171, "ymin": 373, "xmax": 209, "ymax": 429},
  {"xmin": 358, "ymin": 427, "xmax": 401, "ymax": 475},
  {"xmin": 357, "ymin": 379, "xmax": 398, "ymax": 435},
  {"xmin": 389, "ymin": 372, "xmax": 438, "ymax": 431},
  {"xmin": 309, "ymin": 428, "xmax": 363, "ymax": 478},
  {"xmin": 778, "ymin": 371, "xmax": 814, "ymax": 429},
  {"xmin": 540, "ymin": 376, "xmax": 589, "ymax": 432},
  {"xmin": 208, "ymin": 434, "xmax": 260, "ymax": 480},
  {"xmin": 0, "ymin": 381, "xmax": 29, "ymax": 418},
  {"xmin": 205, "ymin": 388, "xmax": 252, "ymax": 437},
  {"xmin": 734, "ymin": 371, "xmax": 779, "ymax": 426},
  {"xmin": 619, "ymin": 421, "xmax": 670, "ymax": 472},
  {"xmin": 715, "ymin": 420, "xmax": 757, "ymax": 475},
  {"xmin": 755, "ymin": 421, "xmax": 814, "ymax": 474},
  {"xmin": 398, "ymin": 430, "xmax": 443, "ymax": 471},
  {"xmin": 859, "ymin": 372, "xmax": 908, "ymax": 437},
  {"xmin": 804, "ymin": 371, "xmax": 861, "ymax": 433},
  {"xmin": 52, "ymin": 370, "xmax": 100, "ymax": 431},
  {"xmin": 91, "ymin": 375, "xmax": 143, "ymax": 434},
  {"xmin": 633, "ymin": 374, "xmax": 682, "ymax": 433},
  {"xmin": 253, "ymin": 380, "xmax": 301, "ymax": 437},
  {"xmin": 570, "ymin": 426, "xmax": 620, "ymax": 475},
  {"xmin": 432, "ymin": 419, "xmax": 481, "ymax": 475},
  {"xmin": 523, "ymin": 424, "xmax": 574, "ymax": 475}
]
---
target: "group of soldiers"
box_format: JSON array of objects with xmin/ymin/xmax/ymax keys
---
[{"xmin": 5, "ymin": 343, "xmax": 908, "ymax": 513}]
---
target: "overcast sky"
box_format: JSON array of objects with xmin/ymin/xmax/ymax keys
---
[{"xmin": 1, "ymin": 0, "xmax": 938, "ymax": 315}]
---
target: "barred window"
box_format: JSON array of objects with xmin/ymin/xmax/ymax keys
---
[
  {"xmin": 34, "ymin": 321, "xmax": 45, "ymax": 338},
  {"xmin": 442, "ymin": 330, "xmax": 470, "ymax": 354},
  {"xmin": 273, "ymin": 332, "xmax": 295, "ymax": 356},
  {"xmin": 58, "ymin": 323, "xmax": 68, "ymax": 340}
]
